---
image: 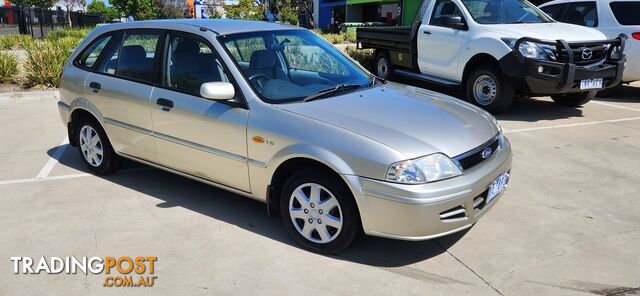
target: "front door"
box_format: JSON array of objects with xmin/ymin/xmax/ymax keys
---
[
  {"xmin": 150, "ymin": 32, "xmax": 251, "ymax": 192},
  {"xmin": 417, "ymin": 0, "xmax": 467, "ymax": 81}
]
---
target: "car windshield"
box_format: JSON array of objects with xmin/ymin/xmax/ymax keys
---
[
  {"xmin": 219, "ymin": 30, "xmax": 373, "ymax": 103},
  {"xmin": 461, "ymin": 0, "xmax": 553, "ymax": 24}
]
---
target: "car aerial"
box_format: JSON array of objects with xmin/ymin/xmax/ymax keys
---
[
  {"xmin": 356, "ymin": 0, "xmax": 627, "ymax": 113},
  {"xmin": 539, "ymin": 0, "xmax": 640, "ymax": 83},
  {"xmin": 57, "ymin": 19, "xmax": 512, "ymax": 253}
]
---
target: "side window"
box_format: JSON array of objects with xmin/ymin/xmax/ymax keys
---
[
  {"xmin": 564, "ymin": 2, "xmax": 598, "ymax": 27},
  {"xmin": 164, "ymin": 34, "xmax": 229, "ymax": 95},
  {"xmin": 540, "ymin": 4, "xmax": 569, "ymax": 20},
  {"xmin": 278, "ymin": 35, "xmax": 348, "ymax": 76},
  {"xmin": 77, "ymin": 35, "xmax": 112, "ymax": 68},
  {"xmin": 429, "ymin": 0, "xmax": 464, "ymax": 27},
  {"xmin": 99, "ymin": 32, "xmax": 161, "ymax": 82}
]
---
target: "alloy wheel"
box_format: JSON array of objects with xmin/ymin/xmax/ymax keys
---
[{"xmin": 79, "ymin": 125, "xmax": 104, "ymax": 167}]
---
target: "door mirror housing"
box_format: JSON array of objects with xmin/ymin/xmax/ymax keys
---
[
  {"xmin": 200, "ymin": 82, "xmax": 236, "ymax": 101},
  {"xmin": 440, "ymin": 16, "xmax": 467, "ymax": 30}
]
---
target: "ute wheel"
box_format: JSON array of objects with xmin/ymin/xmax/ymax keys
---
[
  {"xmin": 375, "ymin": 51, "xmax": 394, "ymax": 80},
  {"xmin": 76, "ymin": 118, "xmax": 121, "ymax": 175},
  {"xmin": 551, "ymin": 91, "xmax": 597, "ymax": 107},
  {"xmin": 280, "ymin": 169, "xmax": 359, "ymax": 254},
  {"xmin": 465, "ymin": 64, "xmax": 515, "ymax": 113}
]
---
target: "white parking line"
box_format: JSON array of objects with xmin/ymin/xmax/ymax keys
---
[
  {"xmin": 0, "ymin": 168, "xmax": 151, "ymax": 186},
  {"xmin": 591, "ymin": 101, "xmax": 640, "ymax": 112},
  {"xmin": 504, "ymin": 116, "xmax": 640, "ymax": 134},
  {"xmin": 35, "ymin": 137, "xmax": 69, "ymax": 180}
]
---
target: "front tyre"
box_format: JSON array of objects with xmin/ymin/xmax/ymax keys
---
[
  {"xmin": 551, "ymin": 91, "xmax": 597, "ymax": 107},
  {"xmin": 76, "ymin": 119, "xmax": 121, "ymax": 175},
  {"xmin": 465, "ymin": 64, "xmax": 515, "ymax": 114},
  {"xmin": 280, "ymin": 169, "xmax": 359, "ymax": 254},
  {"xmin": 375, "ymin": 51, "xmax": 394, "ymax": 80}
]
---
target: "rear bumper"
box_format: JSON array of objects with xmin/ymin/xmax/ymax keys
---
[
  {"xmin": 499, "ymin": 35, "xmax": 627, "ymax": 95},
  {"xmin": 345, "ymin": 138, "xmax": 512, "ymax": 241}
]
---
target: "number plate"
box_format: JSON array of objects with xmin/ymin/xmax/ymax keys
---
[
  {"xmin": 580, "ymin": 78, "xmax": 603, "ymax": 90},
  {"xmin": 487, "ymin": 172, "xmax": 510, "ymax": 204}
]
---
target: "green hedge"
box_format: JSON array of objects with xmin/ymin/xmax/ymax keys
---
[{"xmin": 0, "ymin": 52, "xmax": 19, "ymax": 83}]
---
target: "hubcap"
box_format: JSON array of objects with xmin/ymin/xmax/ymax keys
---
[
  {"xmin": 473, "ymin": 75, "xmax": 498, "ymax": 106},
  {"xmin": 289, "ymin": 183, "xmax": 343, "ymax": 244},
  {"xmin": 377, "ymin": 57, "xmax": 388, "ymax": 78},
  {"xmin": 79, "ymin": 125, "xmax": 103, "ymax": 167}
]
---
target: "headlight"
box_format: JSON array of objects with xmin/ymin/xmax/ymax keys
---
[
  {"xmin": 386, "ymin": 153, "xmax": 463, "ymax": 184},
  {"xmin": 502, "ymin": 38, "xmax": 555, "ymax": 61}
]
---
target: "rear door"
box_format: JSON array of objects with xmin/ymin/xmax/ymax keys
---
[
  {"xmin": 150, "ymin": 31, "xmax": 251, "ymax": 192},
  {"xmin": 85, "ymin": 30, "xmax": 163, "ymax": 163},
  {"xmin": 417, "ymin": 0, "xmax": 467, "ymax": 81}
]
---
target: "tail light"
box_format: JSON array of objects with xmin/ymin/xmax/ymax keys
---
[{"xmin": 632, "ymin": 32, "xmax": 640, "ymax": 40}]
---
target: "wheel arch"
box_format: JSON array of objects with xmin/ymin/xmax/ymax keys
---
[
  {"xmin": 68, "ymin": 107, "xmax": 103, "ymax": 147},
  {"xmin": 462, "ymin": 53, "xmax": 501, "ymax": 86}
]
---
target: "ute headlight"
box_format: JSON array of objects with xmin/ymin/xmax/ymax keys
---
[
  {"xmin": 386, "ymin": 153, "xmax": 463, "ymax": 184},
  {"xmin": 502, "ymin": 38, "xmax": 555, "ymax": 61}
]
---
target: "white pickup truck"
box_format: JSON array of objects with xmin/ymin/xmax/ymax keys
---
[{"xmin": 357, "ymin": 0, "xmax": 627, "ymax": 113}]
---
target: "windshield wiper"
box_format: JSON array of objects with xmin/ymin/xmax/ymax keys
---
[{"xmin": 303, "ymin": 84, "xmax": 363, "ymax": 102}]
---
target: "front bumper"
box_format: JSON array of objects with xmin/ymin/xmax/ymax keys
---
[
  {"xmin": 499, "ymin": 35, "xmax": 627, "ymax": 95},
  {"xmin": 345, "ymin": 138, "xmax": 512, "ymax": 241}
]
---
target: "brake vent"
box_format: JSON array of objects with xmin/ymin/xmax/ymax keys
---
[{"xmin": 439, "ymin": 205, "xmax": 466, "ymax": 222}]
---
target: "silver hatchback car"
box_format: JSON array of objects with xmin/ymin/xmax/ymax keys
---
[{"xmin": 58, "ymin": 19, "xmax": 512, "ymax": 253}]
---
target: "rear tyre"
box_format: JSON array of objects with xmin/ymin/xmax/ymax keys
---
[
  {"xmin": 465, "ymin": 64, "xmax": 515, "ymax": 114},
  {"xmin": 551, "ymin": 91, "xmax": 596, "ymax": 107},
  {"xmin": 375, "ymin": 51, "xmax": 394, "ymax": 80},
  {"xmin": 280, "ymin": 169, "xmax": 359, "ymax": 254},
  {"xmin": 76, "ymin": 118, "xmax": 121, "ymax": 175}
]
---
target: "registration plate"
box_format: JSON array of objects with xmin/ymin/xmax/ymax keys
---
[
  {"xmin": 580, "ymin": 78, "xmax": 603, "ymax": 90},
  {"xmin": 487, "ymin": 172, "xmax": 510, "ymax": 204}
]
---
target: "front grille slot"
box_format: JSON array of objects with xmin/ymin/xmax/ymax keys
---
[
  {"xmin": 455, "ymin": 137, "xmax": 500, "ymax": 171},
  {"xmin": 439, "ymin": 205, "xmax": 466, "ymax": 221}
]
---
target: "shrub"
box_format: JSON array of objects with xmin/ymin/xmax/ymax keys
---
[
  {"xmin": 24, "ymin": 41, "xmax": 72, "ymax": 88},
  {"xmin": 0, "ymin": 34, "xmax": 33, "ymax": 50},
  {"xmin": 0, "ymin": 52, "xmax": 19, "ymax": 83},
  {"xmin": 319, "ymin": 32, "xmax": 356, "ymax": 44},
  {"xmin": 345, "ymin": 46, "xmax": 375, "ymax": 71},
  {"xmin": 46, "ymin": 28, "xmax": 92, "ymax": 42}
]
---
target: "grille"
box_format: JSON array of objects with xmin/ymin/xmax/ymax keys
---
[
  {"xmin": 455, "ymin": 137, "xmax": 500, "ymax": 171},
  {"xmin": 556, "ymin": 44, "xmax": 608, "ymax": 66},
  {"xmin": 439, "ymin": 205, "xmax": 466, "ymax": 221}
]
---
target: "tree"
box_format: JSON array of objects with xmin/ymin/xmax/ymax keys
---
[
  {"xmin": 87, "ymin": 0, "xmax": 121, "ymax": 21},
  {"xmin": 224, "ymin": 0, "xmax": 264, "ymax": 21},
  {"xmin": 268, "ymin": 0, "xmax": 314, "ymax": 27},
  {"xmin": 109, "ymin": 0, "xmax": 155, "ymax": 20},
  {"xmin": 153, "ymin": 0, "xmax": 187, "ymax": 19}
]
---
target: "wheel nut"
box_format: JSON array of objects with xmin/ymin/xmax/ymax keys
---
[
  {"xmin": 310, "ymin": 203, "xmax": 315, "ymax": 208},
  {"xmin": 318, "ymin": 219, "xmax": 322, "ymax": 224},
  {"xmin": 304, "ymin": 209, "xmax": 309, "ymax": 214},
  {"xmin": 318, "ymin": 209, "xmax": 323, "ymax": 214},
  {"xmin": 308, "ymin": 218, "xmax": 313, "ymax": 223}
]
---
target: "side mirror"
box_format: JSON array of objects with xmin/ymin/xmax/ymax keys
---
[
  {"xmin": 200, "ymin": 82, "xmax": 236, "ymax": 101},
  {"xmin": 441, "ymin": 16, "xmax": 466, "ymax": 30}
]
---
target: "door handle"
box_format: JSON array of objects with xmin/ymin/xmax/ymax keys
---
[
  {"xmin": 423, "ymin": 31, "xmax": 431, "ymax": 35},
  {"xmin": 89, "ymin": 82, "xmax": 101, "ymax": 93},
  {"xmin": 156, "ymin": 98, "xmax": 174, "ymax": 111}
]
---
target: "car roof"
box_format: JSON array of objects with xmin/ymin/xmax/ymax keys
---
[
  {"xmin": 540, "ymin": 0, "xmax": 637, "ymax": 7},
  {"xmin": 97, "ymin": 19, "xmax": 303, "ymax": 35}
]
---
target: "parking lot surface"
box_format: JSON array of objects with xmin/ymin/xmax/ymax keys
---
[{"xmin": 1, "ymin": 84, "xmax": 639, "ymax": 295}]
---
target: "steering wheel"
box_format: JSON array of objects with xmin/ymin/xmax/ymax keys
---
[{"xmin": 248, "ymin": 73, "xmax": 270, "ymax": 90}]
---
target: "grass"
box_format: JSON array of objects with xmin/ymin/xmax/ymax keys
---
[
  {"xmin": 0, "ymin": 52, "xmax": 19, "ymax": 83},
  {"xmin": 24, "ymin": 41, "xmax": 72, "ymax": 88},
  {"xmin": 0, "ymin": 34, "xmax": 34, "ymax": 50},
  {"xmin": 317, "ymin": 31, "xmax": 357, "ymax": 44}
]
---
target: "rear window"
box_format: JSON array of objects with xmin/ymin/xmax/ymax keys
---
[{"xmin": 609, "ymin": 2, "xmax": 640, "ymax": 25}]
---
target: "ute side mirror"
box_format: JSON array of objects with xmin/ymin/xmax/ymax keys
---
[
  {"xmin": 200, "ymin": 82, "xmax": 236, "ymax": 101},
  {"xmin": 441, "ymin": 16, "xmax": 467, "ymax": 30}
]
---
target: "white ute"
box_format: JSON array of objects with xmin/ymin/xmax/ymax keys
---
[{"xmin": 357, "ymin": 0, "xmax": 627, "ymax": 112}]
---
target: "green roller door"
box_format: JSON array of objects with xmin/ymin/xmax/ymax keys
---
[{"xmin": 402, "ymin": 0, "xmax": 421, "ymax": 25}]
